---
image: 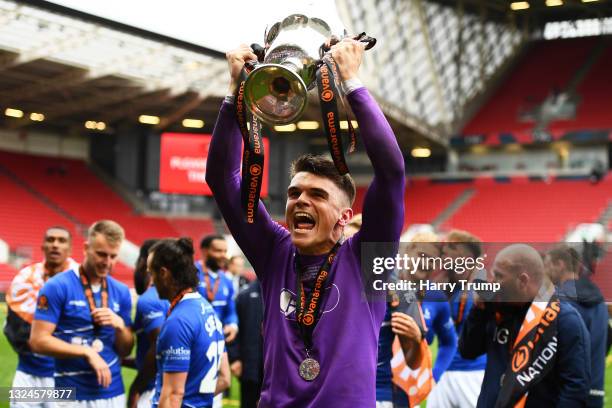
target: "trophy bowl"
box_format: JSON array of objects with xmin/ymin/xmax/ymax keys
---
[{"xmin": 244, "ymin": 13, "xmax": 342, "ymax": 125}]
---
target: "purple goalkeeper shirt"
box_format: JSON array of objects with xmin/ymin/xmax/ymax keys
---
[{"xmin": 206, "ymin": 87, "xmax": 405, "ymax": 407}]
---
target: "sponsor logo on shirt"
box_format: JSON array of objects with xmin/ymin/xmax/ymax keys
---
[
  {"xmin": 162, "ymin": 346, "xmax": 191, "ymax": 360},
  {"xmin": 279, "ymin": 285, "xmax": 340, "ymax": 320},
  {"xmin": 68, "ymin": 300, "xmax": 87, "ymax": 307},
  {"xmin": 37, "ymin": 295, "xmax": 49, "ymax": 311},
  {"xmin": 144, "ymin": 311, "xmax": 164, "ymax": 322},
  {"xmin": 494, "ymin": 327, "xmax": 509, "ymax": 345},
  {"xmin": 112, "ymin": 302, "xmax": 120, "ymax": 312}
]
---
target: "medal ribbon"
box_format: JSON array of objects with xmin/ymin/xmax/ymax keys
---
[
  {"xmin": 78, "ymin": 266, "xmax": 108, "ymax": 332},
  {"xmin": 167, "ymin": 288, "xmax": 195, "ymax": 317},
  {"xmin": 203, "ymin": 270, "xmax": 221, "ymax": 302},
  {"xmin": 454, "ymin": 291, "xmax": 469, "ymax": 327},
  {"xmin": 295, "ymin": 241, "xmax": 341, "ymax": 349}
]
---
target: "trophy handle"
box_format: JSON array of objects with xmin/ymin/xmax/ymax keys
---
[
  {"xmin": 250, "ymin": 43, "xmax": 266, "ymax": 63},
  {"xmin": 318, "ymin": 32, "xmax": 377, "ymax": 57}
]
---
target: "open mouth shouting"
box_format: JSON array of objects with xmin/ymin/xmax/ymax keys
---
[{"xmin": 293, "ymin": 211, "xmax": 316, "ymax": 233}]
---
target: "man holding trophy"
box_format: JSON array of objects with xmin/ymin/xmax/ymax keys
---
[{"xmin": 205, "ymin": 12, "xmax": 405, "ymax": 407}]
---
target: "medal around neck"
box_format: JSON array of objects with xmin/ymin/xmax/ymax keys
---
[
  {"xmin": 92, "ymin": 338, "xmax": 104, "ymax": 353},
  {"xmin": 299, "ymin": 357, "xmax": 320, "ymax": 381}
]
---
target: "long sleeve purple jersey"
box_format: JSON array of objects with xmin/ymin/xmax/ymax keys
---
[{"xmin": 206, "ymin": 87, "xmax": 405, "ymax": 407}]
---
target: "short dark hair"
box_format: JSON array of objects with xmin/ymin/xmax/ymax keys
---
[
  {"xmin": 134, "ymin": 239, "xmax": 159, "ymax": 295},
  {"xmin": 290, "ymin": 154, "xmax": 356, "ymax": 205},
  {"xmin": 44, "ymin": 226, "xmax": 72, "ymax": 241},
  {"xmin": 200, "ymin": 235, "xmax": 225, "ymax": 250},
  {"xmin": 547, "ymin": 244, "xmax": 580, "ymax": 274},
  {"xmin": 139, "ymin": 239, "xmax": 159, "ymax": 261},
  {"xmin": 150, "ymin": 237, "xmax": 199, "ymax": 291}
]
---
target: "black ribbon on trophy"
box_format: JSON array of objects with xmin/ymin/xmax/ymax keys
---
[
  {"xmin": 235, "ymin": 62, "xmax": 265, "ymax": 224},
  {"xmin": 234, "ymin": 13, "xmax": 376, "ymax": 223}
]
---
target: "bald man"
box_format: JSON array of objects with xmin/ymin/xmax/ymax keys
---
[{"xmin": 459, "ymin": 244, "xmax": 591, "ymax": 407}]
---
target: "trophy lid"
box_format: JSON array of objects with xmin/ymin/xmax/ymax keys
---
[{"xmin": 264, "ymin": 0, "xmax": 347, "ymax": 46}]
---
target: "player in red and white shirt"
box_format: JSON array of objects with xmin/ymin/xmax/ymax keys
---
[{"xmin": 5, "ymin": 226, "xmax": 78, "ymax": 408}]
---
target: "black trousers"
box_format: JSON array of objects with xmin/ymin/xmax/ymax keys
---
[{"xmin": 240, "ymin": 380, "xmax": 262, "ymax": 408}]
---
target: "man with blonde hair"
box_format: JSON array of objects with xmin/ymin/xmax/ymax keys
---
[{"xmin": 30, "ymin": 220, "xmax": 133, "ymax": 407}]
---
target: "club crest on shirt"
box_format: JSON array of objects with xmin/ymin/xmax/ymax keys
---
[
  {"xmin": 37, "ymin": 295, "xmax": 49, "ymax": 311},
  {"xmin": 112, "ymin": 301, "xmax": 120, "ymax": 312},
  {"xmin": 279, "ymin": 284, "xmax": 340, "ymax": 320}
]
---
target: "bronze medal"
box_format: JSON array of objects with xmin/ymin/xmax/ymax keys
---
[{"xmin": 299, "ymin": 357, "xmax": 320, "ymax": 381}]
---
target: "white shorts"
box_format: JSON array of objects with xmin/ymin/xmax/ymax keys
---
[
  {"xmin": 10, "ymin": 370, "xmax": 54, "ymax": 408},
  {"xmin": 56, "ymin": 394, "xmax": 126, "ymax": 408},
  {"xmin": 426, "ymin": 370, "xmax": 484, "ymax": 408},
  {"xmin": 137, "ymin": 389, "xmax": 155, "ymax": 408},
  {"xmin": 376, "ymin": 402, "xmax": 393, "ymax": 408},
  {"xmin": 212, "ymin": 393, "xmax": 222, "ymax": 408}
]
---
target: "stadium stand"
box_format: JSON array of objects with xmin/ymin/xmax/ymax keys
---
[
  {"xmin": 0, "ymin": 171, "xmax": 84, "ymax": 263},
  {"xmin": 355, "ymin": 175, "xmax": 611, "ymax": 242},
  {"xmin": 549, "ymin": 43, "xmax": 612, "ymax": 133},
  {"xmin": 166, "ymin": 218, "xmax": 216, "ymax": 244},
  {"xmin": 0, "ymin": 150, "xmax": 178, "ymax": 245},
  {"xmin": 441, "ymin": 177, "xmax": 612, "ymax": 242},
  {"xmin": 462, "ymin": 37, "xmax": 600, "ymax": 142},
  {"xmin": 353, "ymin": 180, "xmax": 469, "ymax": 229},
  {"xmin": 0, "ymin": 150, "xmax": 218, "ymax": 286}
]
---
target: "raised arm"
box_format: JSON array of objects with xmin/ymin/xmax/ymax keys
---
[
  {"xmin": 330, "ymin": 39, "xmax": 405, "ymax": 246},
  {"xmin": 205, "ymin": 45, "xmax": 286, "ymax": 274}
]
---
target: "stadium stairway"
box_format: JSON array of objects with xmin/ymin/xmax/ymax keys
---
[{"xmin": 431, "ymin": 187, "xmax": 476, "ymax": 229}]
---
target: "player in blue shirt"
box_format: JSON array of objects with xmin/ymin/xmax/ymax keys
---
[
  {"xmin": 421, "ymin": 291, "xmax": 458, "ymax": 382},
  {"xmin": 427, "ymin": 230, "xmax": 486, "ymax": 407},
  {"xmin": 404, "ymin": 233, "xmax": 457, "ymax": 384},
  {"xmin": 376, "ymin": 233, "xmax": 453, "ymax": 407},
  {"xmin": 30, "ymin": 220, "xmax": 133, "ymax": 407},
  {"xmin": 148, "ymin": 238, "xmax": 229, "ymax": 408},
  {"xmin": 196, "ymin": 235, "xmax": 238, "ymax": 343},
  {"xmin": 128, "ymin": 239, "xmax": 170, "ymax": 408}
]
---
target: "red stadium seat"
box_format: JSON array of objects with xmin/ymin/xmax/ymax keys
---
[
  {"xmin": 0, "ymin": 150, "xmax": 218, "ymax": 287},
  {"xmin": 442, "ymin": 177, "xmax": 612, "ymax": 242}
]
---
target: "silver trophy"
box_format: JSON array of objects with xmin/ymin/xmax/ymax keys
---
[{"xmin": 244, "ymin": 13, "xmax": 346, "ymax": 126}]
